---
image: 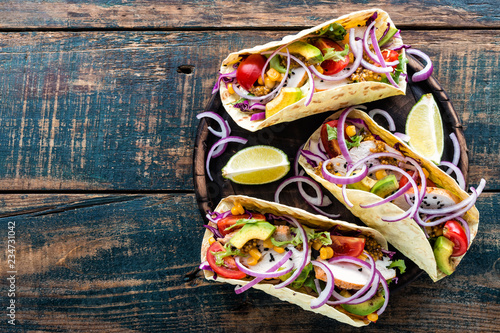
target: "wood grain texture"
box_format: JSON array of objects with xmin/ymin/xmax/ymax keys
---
[
  {"xmin": 0, "ymin": 193, "xmax": 498, "ymax": 332},
  {"xmin": 0, "ymin": 1, "xmax": 498, "ymax": 29},
  {"xmin": 0, "ymin": 29, "xmax": 497, "ymax": 191}
]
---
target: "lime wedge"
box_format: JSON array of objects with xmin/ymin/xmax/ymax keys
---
[
  {"xmin": 405, "ymin": 93, "xmax": 444, "ymax": 164},
  {"xmin": 222, "ymin": 145, "xmax": 290, "ymax": 185}
]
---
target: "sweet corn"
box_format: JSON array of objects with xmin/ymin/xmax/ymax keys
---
[
  {"xmin": 367, "ymin": 312, "xmax": 378, "ymax": 322},
  {"xmin": 315, "ymin": 65, "xmax": 324, "ymax": 74},
  {"xmin": 208, "ymin": 237, "xmax": 216, "ymax": 245},
  {"xmin": 320, "ymin": 246, "xmax": 334, "ymax": 260},
  {"xmin": 231, "ymin": 202, "xmax": 245, "ymax": 215},
  {"xmin": 263, "ymin": 238, "xmax": 274, "ymax": 249},
  {"xmin": 375, "ymin": 169, "xmax": 388, "ymax": 180},
  {"xmin": 257, "ymin": 75, "xmax": 264, "ymax": 85},
  {"xmin": 227, "ymin": 83, "xmax": 235, "ymax": 95},
  {"xmin": 247, "ymin": 257, "xmax": 259, "ymax": 266},
  {"xmin": 273, "ymin": 246, "xmax": 285, "ymax": 254},
  {"xmin": 249, "ymin": 247, "xmax": 262, "ymax": 261},
  {"xmin": 357, "ymin": 252, "xmax": 368, "ymax": 261},
  {"xmin": 264, "ymin": 76, "xmax": 276, "ymax": 89},
  {"xmin": 312, "ymin": 240, "xmax": 323, "ymax": 251},
  {"xmin": 335, "ymin": 172, "xmax": 343, "ymax": 187},
  {"xmin": 267, "ymin": 68, "xmax": 281, "ymax": 81},
  {"xmin": 348, "ymin": 52, "xmax": 354, "ymax": 63},
  {"xmin": 346, "ymin": 125, "xmax": 357, "ymax": 137}
]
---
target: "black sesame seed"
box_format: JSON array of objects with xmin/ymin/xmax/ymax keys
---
[
  {"xmin": 269, "ymin": 253, "xmax": 275, "ymax": 262},
  {"xmin": 433, "ymin": 196, "xmax": 437, "ymax": 199},
  {"xmin": 263, "ymin": 247, "xmax": 269, "ymax": 251},
  {"xmin": 285, "ymin": 247, "xmax": 289, "ymax": 251},
  {"xmin": 358, "ymin": 268, "xmax": 363, "ymax": 272},
  {"xmin": 437, "ymin": 201, "xmax": 441, "ymax": 205},
  {"xmin": 321, "ymin": 80, "xmax": 324, "ymax": 82}
]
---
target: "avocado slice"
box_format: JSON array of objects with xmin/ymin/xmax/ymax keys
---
[
  {"xmin": 370, "ymin": 174, "xmax": 399, "ymax": 198},
  {"xmin": 378, "ymin": 27, "xmax": 399, "ymax": 47},
  {"xmin": 265, "ymin": 87, "xmax": 302, "ymax": 118},
  {"xmin": 286, "ymin": 41, "xmax": 324, "ymax": 64},
  {"xmin": 434, "ymin": 236, "xmax": 455, "ymax": 275},
  {"xmin": 229, "ymin": 221, "xmax": 276, "ymax": 249},
  {"xmin": 340, "ymin": 290, "xmax": 385, "ymax": 316},
  {"xmin": 347, "ymin": 176, "xmax": 377, "ymax": 192},
  {"xmin": 269, "ymin": 55, "xmax": 287, "ymax": 74}
]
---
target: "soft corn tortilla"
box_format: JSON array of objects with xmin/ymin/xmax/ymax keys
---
[
  {"xmin": 299, "ymin": 109, "xmax": 479, "ymax": 281},
  {"xmin": 200, "ymin": 195, "xmax": 389, "ymax": 326},
  {"xmin": 219, "ymin": 9, "xmax": 406, "ymax": 132}
]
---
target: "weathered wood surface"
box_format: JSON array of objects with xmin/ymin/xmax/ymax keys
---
[
  {"xmin": 0, "ymin": 30, "xmax": 498, "ymax": 190},
  {"xmin": 0, "ymin": 1, "xmax": 498, "ymax": 29},
  {"xmin": 0, "ymin": 193, "xmax": 498, "ymax": 332}
]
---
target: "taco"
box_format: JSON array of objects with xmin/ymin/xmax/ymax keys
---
[
  {"xmin": 298, "ymin": 107, "xmax": 484, "ymax": 281},
  {"xmin": 199, "ymin": 195, "xmax": 403, "ymax": 326},
  {"xmin": 213, "ymin": 9, "xmax": 407, "ymax": 132}
]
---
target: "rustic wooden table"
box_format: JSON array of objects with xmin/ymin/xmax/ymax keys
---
[{"xmin": 0, "ymin": 1, "xmax": 498, "ymax": 332}]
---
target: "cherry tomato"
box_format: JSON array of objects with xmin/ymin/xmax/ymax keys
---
[
  {"xmin": 236, "ymin": 54, "xmax": 267, "ymax": 90},
  {"xmin": 382, "ymin": 49, "xmax": 399, "ymax": 69},
  {"xmin": 443, "ymin": 220, "xmax": 468, "ymax": 257},
  {"xmin": 320, "ymin": 120, "xmax": 352, "ymax": 158},
  {"xmin": 329, "ymin": 235, "xmax": 366, "ymax": 257},
  {"xmin": 399, "ymin": 170, "xmax": 436, "ymax": 189},
  {"xmin": 314, "ymin": 38, "xmax": 350, "ymax": 75},
  {"xmin": 206, "ymin": 241, "xmax": 246, "ymax": 279},
  {"xmin": 217, "ymin": 213, "xmax": 266, "ymax": 236}
]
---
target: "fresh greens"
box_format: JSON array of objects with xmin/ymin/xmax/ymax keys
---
[
  {"xmin": 388, "ymin": 259, "xmax": 407, "ymax": 274},
  {"xmin": 278, "ymin": 263, "xmax": 316, "ymax": 291},
  {"xmin": 326, "ymin": 124, "xmax": 363, "ymax": 149},
  {"xmin": 316, "ymin": 22, "xmax": 347, "ymax": 41},
  {"xmin": 211, "ymin": 243, "xmax": 246, "ymax": 267},
  {"xmin": 224, "ymin": 218, "xmax": 263, "ymax": 231},
  {"xmin": 323, "ymin": 44, "xmax": 350, "ymax": 62},
  {"xmin": 271, "ymin": 226, "xmax": 332, "ymax": 247},
  {"xmin": 382, "ymin": 54, "xmax": 408, "ymax": 85},
  {"xmin": 327, "ymin": 124, "xmax": 338, "ymax": 141}
]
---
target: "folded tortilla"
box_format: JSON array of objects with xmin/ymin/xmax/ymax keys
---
[
  {"xmin": 299, "ymin": 109, "xmax": 479, "ymax": 281},
  {"xmin": 200, "ymin": 195, "xmax": 390, "ymax": 326},
  {"xmin": 219, "ymin": 9, "xmax": 406, "ymax": 132}
]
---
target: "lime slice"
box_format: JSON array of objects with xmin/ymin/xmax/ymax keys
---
[
  {"xmin": 222, "ymin": 145, "xmax": 290, "ymax": 185},
  {"xmin": 405, "ymin": 93, "xmax": 444, "ymax": 164}
]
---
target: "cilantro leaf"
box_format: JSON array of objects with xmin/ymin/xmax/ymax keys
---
[{"xmin": 388, "ymin": 259, "xmax": 406, "ymax": 274}]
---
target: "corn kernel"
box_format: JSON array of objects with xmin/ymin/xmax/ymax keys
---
[
  {"xmin": 320, "ymin": 246, "xmax": 334, "ymax": 260},
  {"xmin": 367, "ymin": 312, "xmax": 378, "ymax": 322},
  {"xmin": 375, "ymin": 170, "xmax": 388, "ymax": 180},
  {"xmin": 247, "ymin": 257, "xmax": 258, "ymax": 266},
  {"xmin": 257, "ymin": 75, "xmax": 264, "ymax": 85},
  {"xmin": 231, "ymin": 202, "xmax": 245, "ymax": 215},
  {"xmin": 267, "ymin": 68, "xmax": 281, "ymax": 81},
  {"xmin": 263, "ymin": 238, "xmax": 274, "ymax": 249},
  {"xmin": 312, "ymin": 240, "xmax": 323, "ymax": 251},
  {"xmin": 273, "ymin": 246, "xmax": 285, "ymax": 254},
  {"xmin": 346, "ymin": 125, "xmax": 357, "ymax": 137},
  {"xmin": 227, "ymin": 83, "xmax": 235, "ymax": 95},
  {"xmin": 349, "ymin": 52, "xmax": 354, "ymax": 63},
  {"xmin": 249, "ymin": 247, "xmax": 262, "ymax": 261},
  {"xmin": 264, "ymin": 76, "xmax": 276, "ymax": 89},
  {"xmin": 315, "ymin": 65, "xmax": 324, "ymax": 74},
  {"xmin": 357, "ymin": 253, "xmax": 368, "ymax": 261},
  {"xmin": 208, "ymin": 237, "xmax": 216, "ymax": 245}
]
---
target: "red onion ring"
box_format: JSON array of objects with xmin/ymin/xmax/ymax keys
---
[
  {"xmin": 322, "ymin": 160, "xmax": 369, "ymax": 185},
  {"xmin": 368, "ymin": 109, "xmax": 396, "ymax": 131},
  {"xmin": 446, "ymin": 132, "xmax": 461, "ymax": 174},
  {"xmin": 310, "ymin": 260, "xmax": 335, "ymax": 309},
  {"xmin": 206, "ymin": 136, "xmax": 248, "ymax": 181},
  {"xmin": 337, "ymin": 107, "xmax": 356, "ymax": 164},
  {"xmin": 213, "ymin": 69, "xmax": 237, "ymax": 94},
  {"xmin": 370, "ymin": 25, "xmax": 398, "ymax": 88},
  {"xmin": 197, "ymin": 111, "xmax": 232, "ymax": 158},
  {"xmin": 234, "ymin": 250, "xmax": 294, "ymax": 278},
  {"xmin": 454, "ymin": 216, "xmax": 471, "ymax": 246},
  {"xmin": 275, "ymin": 175, "xmax": 328, "ymax": 206},
  {"xmin": 274, "ymin": 216, "xmax": 310, "ymax": 289},
  {"xmin": 406, "ymin": 48, "xmax": 433, "ymax": 82},
  {"xmin": 439, "ymin": 161, "xmax": 466, "ymax": 190},
  {"xmin": 394, "ymin": 132, "xmax": 410, "ymax": 142},
  {"xmin": 362, "ymin": 20, "xmax": 381, "ymax": 65}
]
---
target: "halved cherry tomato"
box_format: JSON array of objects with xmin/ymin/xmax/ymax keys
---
[
  {"xmin": 206, "ymin": 241, "xmax": 246, "ymax": 279},
  {"xmin": 236, "ymin": 54, "xmax": 267, "ymax": 90},
  {"xmin": 329, "ymin": 235, "xmax": 365, "ymax": 257},
  {"xmin": 314, "ymin": 38, "xmax": 350, "ymax": 75},
  {"xmin": 399, "ymin": 170, "xmax": 436, "ymax": 189},
  {"xmin": 443, "ymin": 220, "xmax": 468, "ymax": 257},
  {"xmin": 320, "ymin": 119, "xmax": 353, "ymax": 158},
  {"xmin": 217, "ymin": 213, "xmax": 266, "ymax": 236},
  {"xmin": 382, "ymin": 49, "xmax": 399, "ymax": 69}
]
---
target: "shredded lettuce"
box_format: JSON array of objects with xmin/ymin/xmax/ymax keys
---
[
  {"xmin": 211, "ymin": 243, "xmax": 245, "ymax": 267},
  {"xmin": 278, "ymin": 263, "xmax": 316, "ymax": 290},
  {"xmin": 224, "ymin": 218, "xmax": 262, "ymax": 231},
  {"xmin": 388, "ymin": 259, "xmax": 406, "ymax": 274},
  {"xmin": 326, "ymin": 124, "xmax": 362, "ymax": 149},
  {"xmin": 316, "ymin": 22, "xmax": 347, "ymax": 41},
  {"xmin": 382, "ymin": 54, "xmax": 409, "ymax": 85},
  {"xmin": 271, "ymin": 225, "xmax": 332, "ymax": 247},
  {"xmin": 323, "ymin": 44, "xmax": 349, "ymax": 62}
]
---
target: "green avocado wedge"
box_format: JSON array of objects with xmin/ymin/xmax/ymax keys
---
[
  {"xmin": 340, "ymin": 290, "xmax": 385, "ymax": 316},
  {"xmin": 434, "ymin": 236, "xmax": 455, "ymax": 275},
  {"xmin": 229, "ymin": 221, "xmax": 276, "ymax": 249}
]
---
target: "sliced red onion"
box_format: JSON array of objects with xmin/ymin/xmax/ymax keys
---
[
  {"xmin": 212, "ymin": 69, "xmax": 237, "ymax": 94},
  {"xmin": 275, "ymin": 176, "xmax": 327, "ymax": 206},
  {"xmin": 260, "ymin": 42, "xmax": 291, "ymax": 83},
  {"xmin": 394, "ymin": 132, "xmax": 410, "ymax": 142},
  {"xmin": 250, "ymin": 112, "xmax": 266, "ymax": 121},
  {"xmin": 250, "ymin": 103, "xmax": 266, "ymax": 110},
  {"xmin": 363, "ymin": 20, "xmax": 381, "ymax": 64},
  {"xmin": 308, "ymin": 29, "xmax": 363, "ymax": 81},
  {"xmin": 390, "ymin": 44, "xmax": 410, "ymax": 51},
  {"xmin": 368, "ymin": 109, "xmax": 396, "ymax": 131},
  {"xmin": 199, "ymin": 261, "xmax": 212, "ymax": 271},
  {"xmin": 310, "ymin": 260, "xmax": 335, "ymax": 309},
  {"xmin": 337, "ymin": 107, "xmax": 355, "ymax": 164},
  {"xmin": 370, "ymin": 25, "xmax": 398, "ymax": 88},
  {"xmin": 206, "ymin": 136, "xmax": 248, "ymax": 181},
  {"xmin": 234, "ymin": 244, "xmax": 296, "ymax": 294},
  {"xmin": 234, "ymin": 251, "xmax": 293, "ymax": 278},
  {"xmin": 360, "ymin": 58, "xmax": 395, "ymax": 74},
  {"xmin": 404, "ymin": 157, "xmax": 427, "ymax": 205},
  {"xmin": 274, "ymin": 216, "xmax": 310, "ymax": 289},
  {"xmin": 322, "ymin": 160, "xmax": 369, "ymax": 185},
  {"xmin": 446, "ymin": 133, "xmax": 461, "ymax": 175},
  {"xmin": 301, "ymin": 150, "xmax": 324, "ymax": 167},
  {"xmin": 406, "ymin": 48, "xmax": 433, "ymax": 82},
  {"xmin": 439, "ymin": 161, "xmax": 466, "ymax": 190},
  {"xmin": 378, "ymin": 23, "xmax": 391, "ymax": 45},
  {"xmin": 197, "ymin": 111, "xmax": 232, "ymax": 157},
  {"xmin": 203, "ymin": 224, "xmax": 223, "ymax": 239},
  {"xmin": 454, "ymin": 216, "xmax": 471, "ymax": 246},
  {"xmin": 375, "ymin": 271, "xmax": 390, "ymax": 315}
]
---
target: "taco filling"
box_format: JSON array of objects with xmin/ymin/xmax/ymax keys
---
[
  {"xmin": 200, "ymin": 198, "xmax": 402, "ymax": 325},
  {"xmin": 214, "ymin": 9, "xmax": 409, "ymax": 132},
  {"xmin": 299, "ymin": 107, "xmax": 485, "ymax": 280}
]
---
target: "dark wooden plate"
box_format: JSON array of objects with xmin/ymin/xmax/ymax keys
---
[{"xmin": 193, "ymin": 54, "xmax": 468, "ymax": 291}]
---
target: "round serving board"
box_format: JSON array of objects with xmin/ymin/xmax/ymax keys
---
[{"xmin": 193, "ymin": 54, "xmax": 469, "ymax": 290}]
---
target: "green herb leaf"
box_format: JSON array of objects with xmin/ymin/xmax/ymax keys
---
[
  {"xmin": 211, "ymin": 243, "xmax": 245, "ymax": 267},
  {"xmin": 224, "ymin": 218, "xmax": 262, "ymax": 231},
  {"xmin": 326, "ymin": 124, "xmax": 338, "ymax": 141},
  {"xmin": 316, "ymin": 22, "xmax": 347, "ymax": 40},
  {"xmin": 382, "ymin": 54, "xmax": 408, "ymax": 85},
  {"xmin": 388, "ymin": 259, "xmax": 406, "ymax": 274},
  {"xmin": 323, "ymin": 44, "xmax": 349, "ymax": 62},
  {"xmin": 346, "ymin": 134, "xmax": 363, "ymax": 149}
]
